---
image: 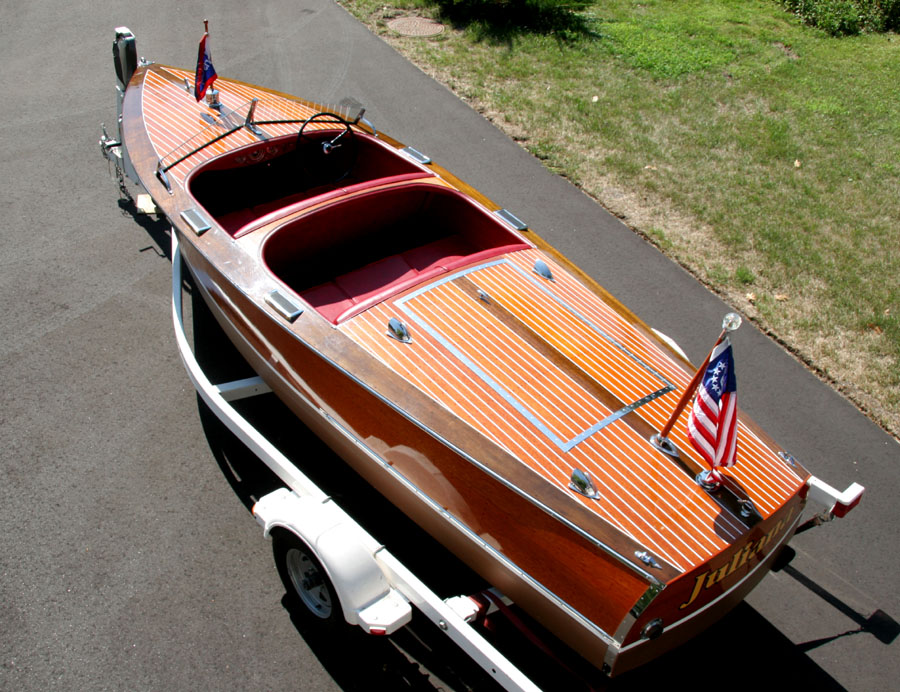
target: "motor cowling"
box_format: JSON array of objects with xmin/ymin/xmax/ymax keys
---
[{"xmin": 113, "ymin": 27, "xmax": 137, "ymax": 94}]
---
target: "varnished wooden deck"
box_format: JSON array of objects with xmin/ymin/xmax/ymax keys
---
[
  {"xmin": 343, "ymin": 250, "xmax": 804, "ymax": 572},
  {"xmin": 140, "ymin": 66, "xmax": 340, "ymax": 186}
]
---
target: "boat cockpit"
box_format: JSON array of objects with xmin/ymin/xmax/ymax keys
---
[
  {"xmin": 188, "ymin": 115, "xmax": 426, "ymax": 237},
  {"xmin": 186, "ymin": 114, "xmax": 532, "ymax": 324},
  {"xmin": 261, "ymin": 182, "xmax": 531, "ymax": 323}
]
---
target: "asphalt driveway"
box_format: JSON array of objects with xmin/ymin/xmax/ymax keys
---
[{"xmin": 1, "ymin": 0, "xmax": 896, "ymax": 689}]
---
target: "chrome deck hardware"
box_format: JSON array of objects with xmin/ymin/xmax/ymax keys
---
[
  {"xmin": 569, "ymin": 468, "xmax": 600, "ymax": 499},
  {"xmin": 635, "ymin": 551, "xmax": 661, "ymax": 569},
  {"xmin": 266, "ymin": 290, "xmax": 304, "ymax": 323},
  {"xmin": 495, "ymin": 208, "xmax": 527, "ymax": 231},
  {"xmin": 244, "ymin": 98, "xmax": 264, "ymax": 137},
  {"xmin": 180, "ymin": 208, "xmax": 212, "ymax": 235},
  {"xmin": 533, "ymin": 259, "xmax": 553, "ymax": 281},
  {"xmin": 649, "ymin": 433, "xmax": 680, "ymax": 458},
  {"xmin": 387, "ymin": 317, "xmax": 412, "ymax": 343},
  {"xmin": 401, "ymin": 146, "xmax": 431, "ymax": 165}
]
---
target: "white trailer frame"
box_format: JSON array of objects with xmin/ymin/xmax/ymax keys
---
[{"xmin": 170, "ymin": 232, "xmax": 543, "ymax": 692}]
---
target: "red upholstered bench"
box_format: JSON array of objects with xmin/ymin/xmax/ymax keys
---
[
  {"xmin": 264, "ymin": 181, "xmax": 533, "ymax": 324},
  {"xmin": 230, "ymin": 173, "xmax": 432, "ymax": 238},
  {"xmin": 403, "ymin": 236, "xmax": 471, "ymax": 271},
  {"xmin": 300, "ymin": 237, "xmax": 469, "ymax": 323}
]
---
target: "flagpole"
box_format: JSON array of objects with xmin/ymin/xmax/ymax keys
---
[
  {"xmin": 194, "ymin": 19, "xmax": 219, "ymax": 106},
  {"xmin": 651, "ymin": 313, "xmax": 741, "ymax": 454}
]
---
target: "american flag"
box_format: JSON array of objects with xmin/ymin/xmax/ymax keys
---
[
  {"xmin": 687, "ymin": 336, "xmax": 738, "ymax": 481},
  {"xmin": 194, "ymin": 30, "xmax": 217, "ymax": 101}
]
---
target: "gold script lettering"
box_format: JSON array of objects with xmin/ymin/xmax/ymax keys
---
[{"xmin": 678, "ymin": 508, "xmax": 796, "ymax": 610}]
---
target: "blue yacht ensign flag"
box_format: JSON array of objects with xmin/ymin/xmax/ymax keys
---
[{"xmin": 194, "ymin": 20, "xmax": 217, "ymax": 101}]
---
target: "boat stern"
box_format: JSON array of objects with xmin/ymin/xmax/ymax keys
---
[
  {"xmin": 605, "ymin": 465, "xmax": 864, "ymax": 676},
  {"xmin": 604, "ymin": 491, "xmax": 804, "ymax": 675}
]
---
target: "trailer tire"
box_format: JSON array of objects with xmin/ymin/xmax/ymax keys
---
[{"xmin": 273, "ymin": 530, "xmax": 341, "ymax": 627}]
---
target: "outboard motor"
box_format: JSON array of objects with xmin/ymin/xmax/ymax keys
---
[
  {"xmin": 113, "ymin": 27, "xmax": 137, "ymax": 97},
  {"xmin": 100, "ymin": 28, "xmax": 141, "ymax": 191}
]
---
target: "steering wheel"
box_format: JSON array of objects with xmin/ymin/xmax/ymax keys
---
[{"xmin": 296, "ymin": 112, "xmax": 358, "ymax": 186}]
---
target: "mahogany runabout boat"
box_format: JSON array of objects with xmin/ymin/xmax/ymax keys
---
[{"xmin": 101, "ymin": 27, "xmax": 863, "ymax": 677}]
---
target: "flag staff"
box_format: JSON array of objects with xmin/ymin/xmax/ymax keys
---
[
  {"xmin": 194, "ymin": 18, "xmax": 219, "ymax": 106},
  {"xmin": 651, "ymin": 312, "xmax": 741, "ymax": 455}
]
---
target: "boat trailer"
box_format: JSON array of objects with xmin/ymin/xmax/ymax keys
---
[{"xmin": 170, "ymin": 232, "xmax": 549, "ymax": 691}]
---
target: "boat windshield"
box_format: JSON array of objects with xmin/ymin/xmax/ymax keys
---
[{"xmin": 159, "ymin": 97, "xmax": 331, "ymax": 174}]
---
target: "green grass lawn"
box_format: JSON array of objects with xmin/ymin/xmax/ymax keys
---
[{"xmin": 343, "ymin": 0, "xmax": 900, "ymax": 437}]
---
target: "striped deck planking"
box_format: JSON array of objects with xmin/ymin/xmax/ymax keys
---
[
  {"xmin": 141, "ymin": 67, "xmax": 349, "ymax": 186},
  {"xmin": 342, "ymin": 250, "xmax": 805, "ymax": 572}
]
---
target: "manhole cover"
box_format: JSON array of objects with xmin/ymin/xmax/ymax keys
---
[{"xmin": 387, "ymin": 16, "xmax": 444, "ymax": 37}]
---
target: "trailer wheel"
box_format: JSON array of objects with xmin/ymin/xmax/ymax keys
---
[{"xmin": 273, "ymin": 531, "xmax": 340, "ymax": 626}]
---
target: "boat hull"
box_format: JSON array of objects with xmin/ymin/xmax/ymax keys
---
[
  {"xmin": 111, "ymin": 44, "xmax": 817, "ymax": 677},
  {"xmin": 179, "ymin": 231, "xmax": 650, "ymax": 670},
  {"xmin": 611, "ymin": 495, "xmax": 803, "ymax": 673},
  {"xmin": 179, "ymin": 228, "xmax": 805, "ymax": 675}
]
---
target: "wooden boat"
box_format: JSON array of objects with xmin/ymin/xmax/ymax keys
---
[{"xmin": 102, "ymin": 28, "xmax": 863, "ymax": 677}]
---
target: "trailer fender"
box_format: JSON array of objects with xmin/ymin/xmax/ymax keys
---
[{"xmin": 253, "ymin": 488, "xmax": 411, "ymax": 633}]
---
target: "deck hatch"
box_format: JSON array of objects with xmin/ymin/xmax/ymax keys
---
[{"xmin": 396, "ymin": 260, "xmax": 675, "ymax": 452}]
